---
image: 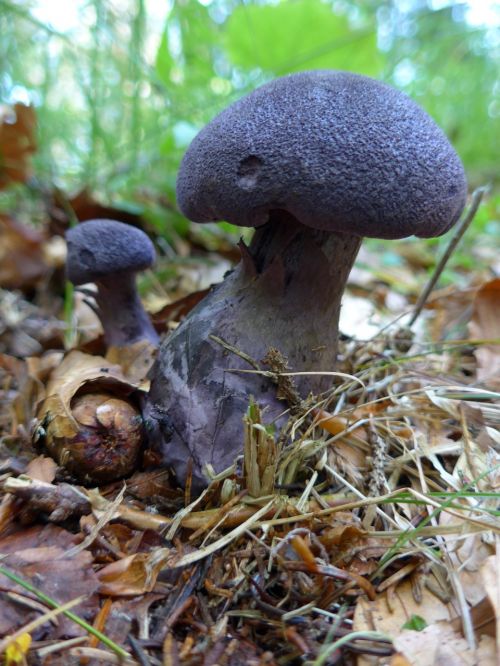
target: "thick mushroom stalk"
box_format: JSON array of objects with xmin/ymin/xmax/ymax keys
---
[
  {"xmin": 66, "ymin": 219, "xmax": 158, "ymax": 347},
  {"xmin": 146, "ymin": 216, "xmax": 360, "ymax": 490},
  {"xmin": 146, "ymin": 70, "xmax": 467, "ymax": 491}
]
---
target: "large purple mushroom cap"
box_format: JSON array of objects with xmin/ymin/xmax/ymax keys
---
[{"xmin": 177, "ymin": 70, "xmax": 467, "ymax": 239}]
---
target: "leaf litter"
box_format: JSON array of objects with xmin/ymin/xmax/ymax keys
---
[
  {"xmin": 0, "ymin": 116, "xmax": 498, "ymax": 665},
  {"xmin": 1, "ymin": 287, "xmax": 498, "ymax": 664}
]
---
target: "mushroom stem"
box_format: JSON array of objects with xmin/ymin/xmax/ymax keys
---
[
  {"xmin": 146, "ymin": 212, "xmax": 361, "ymax": 489},
  {"xmin": 95, "ymin": 273, "xmax": 159, "ymax": 348},
  {"xmin": 242, "ymin": 211, "xmax": 362, "ymax": 393}
]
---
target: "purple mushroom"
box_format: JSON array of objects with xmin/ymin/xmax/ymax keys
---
[
  {"xmin": 146, "ymin": 70, "xmax": 467, "ymax": 491},
  {"xmin": 66, "ymin": 219, "xmax": 158, "ymax": 347}
]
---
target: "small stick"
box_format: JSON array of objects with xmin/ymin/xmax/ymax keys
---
[
  {"xmin": 408, "ymin": 186, "xmax": 486, "ymax": 328},
  {"xmin": 209, "ymin": 334, "xmax": 261, "ymax": 370}
]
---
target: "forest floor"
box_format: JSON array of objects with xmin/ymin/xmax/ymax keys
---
[{"xmin": 0, "ymin": 186, "xmax": 499, "ymax": 666}]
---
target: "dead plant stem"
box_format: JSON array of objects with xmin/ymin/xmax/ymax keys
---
[{"xmin": 409, "ymin": 186, "xmax": 486, "ymax": 327}]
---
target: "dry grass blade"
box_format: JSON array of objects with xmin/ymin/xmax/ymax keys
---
[
  {"xmin": 312, "ymin": 630, "xmax": 393, "ymax": 666},
  {"xmin": 65, "ymin": 484, "xmax": 126, "ymax": 557},
  {"xmin": 68, "ymin": 646, "xmax": 138, "ymax": 664},
  {"xmin": 165, "ymin": 484, "xmax": 212, "ymax": 541},
  {"xmin": 174, "ymin": 499, "xmax": 274, "ymax": 568},
  {"xmin": 243, "ymin": 399, "xmax": 278, "ymax": 497},
  {"xmin": 35, "ymin": 636, "xmax": 87, "ymax": 659}
]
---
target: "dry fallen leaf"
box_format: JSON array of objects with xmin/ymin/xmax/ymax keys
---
[
  {"xmin": 0, "ymin": 215, "xmax": 48, "ymax": 290},
  {"xmin": 476, "ymin": 635, "xmax": 498, "ymax": 666},
  {"xmin": 0, "ymin": 352, "xmax": 53, "ymax": 452},
  {"xmin": 97, "ymin": 548, "xmax": 172, "ymax": 596},
  {"xmin": 105, "ymin": 339, "xmax": 157, "ymax": 387},
  {"xmin": 480, "ymin": 555, "xmax": 500, "ymax": 629},
  {"xmin": 469, "ymin": 278, "xmax": 500, "ymax": 388},
  {"xmin": 426, "ymin": 284, "xmax": 479, "ymax": 344},
  {"xmin": 393, "ymin": 623, "xmax": 474, "ymax": 666},
  {"xmin": 25, "ymin": 455, "xmax": 57, "ymax": 483},
  {"xmin": 36, "ymin": 351, "xmax": 145, "ymax": 483},
  {"xmin": 389, "ymin": 654, "xmax": 413, "ymax": 666},
  {"xmin": 152, "ymin": 287, "xmax": 210, "ymax": 328},
  {"xmin": 47, "ymin": 187, "xmax": 146, "ymax": 239},
  {"xmin": 125, "ymin": 469, "xmax": 177, "ymax": 502},
  {"xmin": 0, "ymin": 104, "xmax": 36, "ymax": 189},
  {"xmin": 0, "ymin": 524, "xmax": 99, "ymax": 639},
  {"xmin": 354, "ymin": 578, "xmax": 458, "ymax": 666},
  {"xmin": 94, "ymin": 594, "xmax": 167, "ymax": 650},
  {"xmin": 393, "ymin": 626, "xmax": 497, "ymax": 666},
  {"xmin": 38, "ymin": 351, "xmax": 142, "ymax": 432}
]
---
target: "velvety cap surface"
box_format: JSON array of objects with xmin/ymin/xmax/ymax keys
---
[
  {"xmin": 177, "ymin": 71, "xmax": 467, "ymax": 239},
  {"xmin": 66, "ymin": 219, "xmax": 155, "ymax": 284}
]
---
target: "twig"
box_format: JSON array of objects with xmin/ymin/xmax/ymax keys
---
[
  {"xmin": 408, "ymin": 186, "xmax": 486, "ymax": 327},
  {"xmin": 227, "ymin": 367, "xmax": 365, "ymax": 388},
  {"xmin": 209, "ymin": 334, "xmax": 261, "ymax": 370},
  {"xmin": 69, "ymin": 647, "xmax": 137, "ymax": 664},
  {"xmin": 128, "ymin": 635, "xmax": 152, "ymax": 666},
  {"xmin": 36, "ymin": 637, "xmax": 87, "ymax": 659}
]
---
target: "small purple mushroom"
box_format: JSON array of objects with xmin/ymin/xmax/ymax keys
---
[
  {"xmin": 146, "ymin": 70, "xmax": 467, "ymax": 491},
  {"xmin": 66, "ymin": 219, "xmax": 158, "ymax": 347}
]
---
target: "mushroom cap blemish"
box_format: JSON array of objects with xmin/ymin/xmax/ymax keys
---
[{"xmin": 176, "ymin": 70, "xmax": 467, "ymax": 240}]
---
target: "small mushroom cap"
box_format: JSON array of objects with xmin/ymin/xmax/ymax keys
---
[
  {"xmin": 66, "ymin": 219, "xmax": 155, "ymax": 285},
  {"xmin": 177, "ymin": 71, "xmax": 467, "ymax": 240}
]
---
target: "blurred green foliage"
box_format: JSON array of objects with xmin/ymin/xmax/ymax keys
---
[
  {"xmin": 0, "ymin": 0, "xmax": 498, "ymax": 240},
  {"xmin": 223, "ymin": 0, "xmax": 383, "ymax": 75}
]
